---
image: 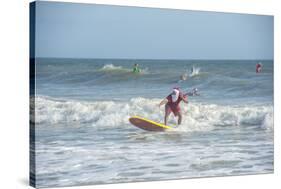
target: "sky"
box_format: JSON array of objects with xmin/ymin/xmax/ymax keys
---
[{"xmin": 34, "ymin": 1, "xmax": 273, "ymax": 59}]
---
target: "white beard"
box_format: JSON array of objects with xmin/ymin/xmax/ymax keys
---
[{"xmin": 172, "ymin": 90, "xmax": 179, "ymax": 102}]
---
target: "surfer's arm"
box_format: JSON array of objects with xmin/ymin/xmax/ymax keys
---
[
  {"xmin": 159, "ymin": 99, "xmax": 168, "ymax": 107},
  {"xmin": 181, "ymin": 94, "xmax": 188, "ymax": 103}
]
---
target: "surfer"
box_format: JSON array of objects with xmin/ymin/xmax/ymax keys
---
[
  {"xmin": 159, "ymin": 88, "xmax": 188, "ymax": 125},
  {"xmin": 190, "ymin": 66, "xmax": 194, "ymax": 75},
  {"xmin": 186, "ymin": 88, "xmax": 200, "ymax": 96},
  {"xmin": 256, "ymin": 63, "xmax": 262, "ymax": 73},
  {"xmin": 133, "ymin": 63, "xmax": 141, "ymax": 73}
]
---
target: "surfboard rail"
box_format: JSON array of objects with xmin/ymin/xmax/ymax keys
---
[{"xmin": 129, "ymin": 116, "xmax": 172, "ymax": 131}]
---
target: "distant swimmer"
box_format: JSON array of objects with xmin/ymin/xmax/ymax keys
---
[
  {"xmin": 159, "ymin": 88, "xmax": 188, "ymax": 125},
  {"xmin": 186, "ymin": 88, "xmax": 200, "ymax": 96},
  {"xmin": 190, "ymin": 66, "xmax": 194, "ymax": 74},
  {"xmin": 256, "ymin": 63, "xmax": 262, "ymax": 73},
  {"xmin": 133, "ymin": 63, "xmax": 141, "ymax": 73}
]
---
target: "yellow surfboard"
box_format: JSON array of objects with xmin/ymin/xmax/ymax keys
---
[{"xmin": 129, "ymin": 116, "xmax": 172, "ymax": 131}]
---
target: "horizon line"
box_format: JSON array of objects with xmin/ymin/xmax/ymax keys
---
[{"xmin": 32, "ymin": 57, "xmax": 274, "ymax": 61}]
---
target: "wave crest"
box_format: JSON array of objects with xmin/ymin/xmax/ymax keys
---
[
  {"xmin": 100, "ymin": 64, "xmax": 130, "ymax": 72},
  {"xmin": 99, "ymin": 64, "xmax": 149, "ymax": 74},
  {"xmin": 33, "ymin": 96, "xmax": 273, "ymax": 131},
  {"xmin": 189, "ymin": 66, "xmax": 201, "ymax": 77}
]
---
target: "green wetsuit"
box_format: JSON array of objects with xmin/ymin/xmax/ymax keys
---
[{"xmin": 133, "ymin": 67, "xmax": 140, "ymax": 73}]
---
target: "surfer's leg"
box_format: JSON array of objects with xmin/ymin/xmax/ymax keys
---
[
  {"xmin": 165, "ymin": 111, "xmax": 171, "ymax": 125},
  {"xmin": 165, "ymin": 105, "xmax": 171, "ymax": 125},
  {"xmin": 177, "ymin": 112, "xmax": 182, "ymax": 125}
]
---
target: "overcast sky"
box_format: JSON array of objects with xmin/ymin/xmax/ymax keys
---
[{"xmin": 34, "ymin": 1, "xmax": 273, "ymax": 59}]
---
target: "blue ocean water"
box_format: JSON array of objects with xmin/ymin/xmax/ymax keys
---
[{"xmin": 32, "ymin": 59, "xmax": 273, "ymax": 187}]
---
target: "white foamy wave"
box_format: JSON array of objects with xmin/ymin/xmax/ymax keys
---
[
  {"xmin": 100, "ymin": 64, "xmax": 127, "ymax": 71},
  {"xmin": 182, "ymin": 103, "xmax": 273, "ymax": 131},
  {"xmin": 261, "ymin": 112, "xmax": 273, "ymax": 130},
  {"xmin": 100, "ymin": 64, "xmax": 149, "ymax": 74},
  {"xmin": 34, "ymin": 96, "xmax": 273, "ymax": 132},
  {"xmin": 189, "ymin": 66, "xmax": 200, "ymax": 77}
]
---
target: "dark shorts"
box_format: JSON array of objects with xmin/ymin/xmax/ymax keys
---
[{"xmin": 165, "ymin": 104, "xmax": 180, "ymax": 116}]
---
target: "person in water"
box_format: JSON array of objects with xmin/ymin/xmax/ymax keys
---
[
  {"xmin": 159, "ymin": 88, "xmax": 188, "ymax": 125},
  {"xmin": 133, "ymin": 63, "xmax": 141, "ymax": 73},
  {"xmin": 186, "ymin": 88, "xmax": 200, "ymax": 96},
  {"xmin": 256, "ymin": 63, "xmax": 262, "ymax": 73},
  {"xmin": 190, "ymin": 66, "xmax": 194, "ymax": 74}
]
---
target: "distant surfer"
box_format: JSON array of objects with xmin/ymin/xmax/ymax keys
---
[
  {"xmin": 186, "ymin": 88, "xmax": 200, "ymax": 96},
  {"xmin": 190, "ymin": 66, "xmax": 194, "ymax": 75},
  {"xmin": 159, "ymin": 88, "xmax": 188, "ymax": 125},
  {"xmin": 133, "ymin": 64, "xmax": 141, "ymax": 73},
  {"xmin": 256, "ymin": 63, "xmax": 262, "ymax": 73}
]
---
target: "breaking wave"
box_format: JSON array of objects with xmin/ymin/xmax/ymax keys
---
[
  {"xmin": 99, "ymin": 64, "xmax": 149, "ymax": 74},
  {"xmin": 189, "ymin": 66, "xmax": 201, "ymax": 77},
  {"xmin": 32, "ymin": 96, "xmax": 273, "ymax": 132},
  {"xmin": 99, "ymin": 64, "xmax": 131, "ymax": 72}
]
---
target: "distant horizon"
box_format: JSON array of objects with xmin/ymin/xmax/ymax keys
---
[{"xmin": 34, "ymin": 57, "xmax": 273, "ymax": 61}]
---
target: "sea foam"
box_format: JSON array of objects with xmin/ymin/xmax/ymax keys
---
[{"xmin": 33, "ymin": 96, "xmax": 273, "ymax": 131}]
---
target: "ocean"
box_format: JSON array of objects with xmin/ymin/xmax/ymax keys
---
[{"xmin": 31, "ymin": 58, "xmax": 273, "ymax": 187}]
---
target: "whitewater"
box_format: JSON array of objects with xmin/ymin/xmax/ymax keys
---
[{"xmin": 33, "ymin": 96, "xmax": 273, "ymax": 131}]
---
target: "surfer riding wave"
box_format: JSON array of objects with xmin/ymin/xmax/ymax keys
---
[{"xmin": 159, "ymin": 88, "xmax": 188, "ymax": 125}]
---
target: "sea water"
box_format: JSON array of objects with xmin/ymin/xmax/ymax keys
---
[{"xmin": 32, "ymin": 59, "xmax": 273, "ymax": 187}]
